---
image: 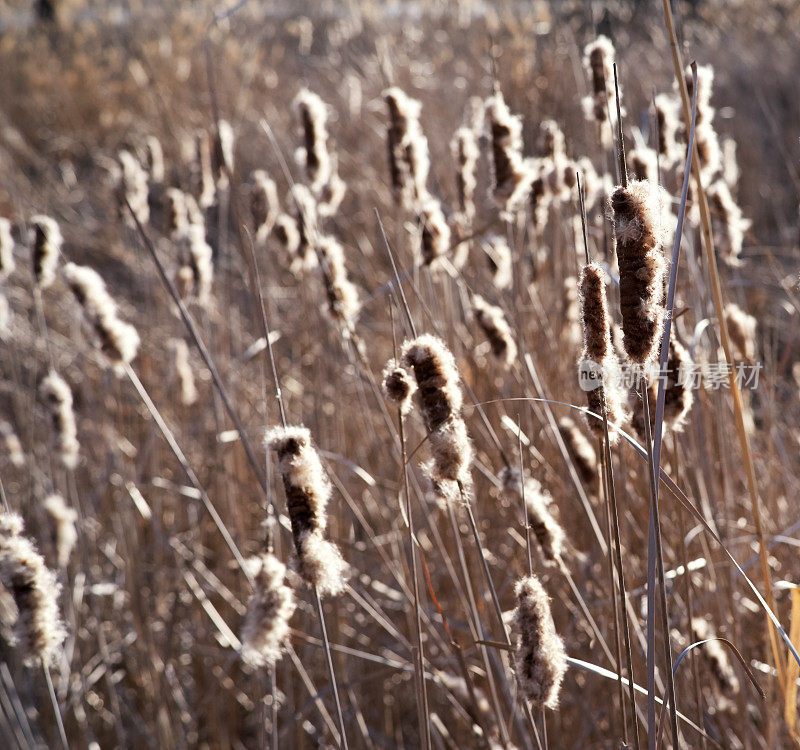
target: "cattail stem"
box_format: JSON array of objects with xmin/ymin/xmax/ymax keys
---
[
  {"xmin": 599, "ymin": 436, "xmax": 629, "ymax": 746},
  {"xmin": 313, "ymin": 585, "xmax": 349, "ymax": 749},
  {"xmin": 43, "ymin": 660, "xmax": 68, "ymax": 750},
  {"xmin": 122, "ymin": 363, "xmax": 254, "ymax": 586},
  {"xmin": 398, "ymin": 409, "xmax": 431, "ymax": 750},
  {"xmin": 640, "ymin": 381, "xmax": 680, "ymax": 748}
]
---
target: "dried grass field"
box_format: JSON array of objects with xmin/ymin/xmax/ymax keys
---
[{"xmin": 0, "ymin": 0, "xmax": 799, "ymax": 747}]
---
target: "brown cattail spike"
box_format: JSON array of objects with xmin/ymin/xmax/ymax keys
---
[
  {"xmin": 266, "ymin": 426, "xmax": 347, "ymax": 596},
  {"xmin": 513, "ymin": 574, "xmax": 567, "ymax": 711},
  {"xmin": 0, "ymin": 513, "xmax": 66, "ymax": 665},
  {"xmin": 610, "ymin": 179, "xmax": 669, "ymax": 365},
  {"xmin": 39, "ymin": 371, "xmax": 79, "ymax": 470},
  {"xmin": 472, "ymin": 295, "xmax": 517, "ymax": 369},
  {"xmin": 381, "ymin": 360, "xmax": 417, "ymax": 416},
  {"xmin": 240, "ymin": 553, "xmax": 296, "ymax": 668}
]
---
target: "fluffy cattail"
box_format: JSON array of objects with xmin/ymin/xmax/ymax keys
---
[
  {"xmin": 512, "ymin": 574, "xmax": 567, "ymax": 711},
  {"xmin": 163, "ymin": 188, "xmax": 189, "ymax": 237},
  {"xmin": 251, "ymin": 171, "xmax": 279, "ymax": 240},
  {"xmin": 381, "ymin": 360, "xmax": 417, "ymax": 415},
  {"xmin": 484, "ymin": 91, "xmax": 530, "ymax": 215},
  {"xmin": 721, "ymin": 138, "xmax": 740, "ymax": 191},
  {"xmin": 0, "ymin": 422, "xmax": 24, "ymax": 467},
  {"xmin": 578, "ymin": 264, "xmax": 629, "ymax": 441},
  {"xmin": 528, "ymin": 164, "xmax": 552, "ymax": 231},
  {"xmin": 212, "ymin": 119, "xmax": 235, "ymax": 188},
  {"xmin": 576, "ymin": 157, "xmax": 603, "ymax": 210},
  {"xmin": 452, "ymin": 126, "xmax": 479, "ymax": 223},
  {"xmin": 419, "ymin": 199, "xmax": 451, "ymax": 267},
  {"xmin": 62, "ymin": 262, "xmax": 140, "ymax": 368},
  {"xmin": 39, "ymin": 371, "xmax": 79, "ymax": 470},
  {"xmin": 175, "ymin": 224, "xmax": 213, "ymax": 304},
  {"xmin": 316, "ymin": 163, "xmax": 346, "ymax": 218},
  {"xmin": 581, "ymin": 36, "xmax": 624, "ymax": 147},
  {"xmin": 558, "ymin": 417, "xmax": 597, "ymax": 489},
  {"xmin": 682, "ymin": 65, "xmax": 721, "ymax": 184},
  {"xmin": 317, "ymin": 235, "xmax": 360, "ymax": 326},
  {"xmin": 629, "ymin": 147, "xmax": 659, "ymax": 183},
  {"xmin": 273, "ymin": 214, "xmax": 301, "ymax": 256},
  {"xmin": 538, "ymin": 120, "xmax": 566, "ymax": 162},
  {"xmin": 500, "ymin": 468, "xmax": 565, "ymax": 565},
  {"xmin": 610, "ymin": 180, "xmax": 669, "ymax": 364},
  {"xmin": 293, "ymin": 89, "xmax": 332, "ymax": 192},
  {"xmin": 117, "ymin": 149, "xmax": 150, "ymax": 226},
  {"xmin": 0, "ymin": 295, "xmax": 9, "ymax": 338},
  {"xmin": 472, "ymin": 295, "xmax": 517, "ymax": 369},
  {"xmin": 0, "ymin": 218, "xmax": 15, "ymax": 280},
  {"xmin": 43, "ymin": 494, "xmax": 77, "ymax": 569},
  {"xmin": 0, "ymin": 513, "xmax": 66, "ymax": 665},
  {"xmin": 691, "ymin": 617, "xmax": 740, "ymax": 696},
  {"xmin": 384, "ymin": 87, "xmax": 430, "ymax": 208},
  {"xmin": 30, "ymin": 215, "xmax": 62, "ymax": 289},
  {"xmin": 482, "ymin": 234, "xmax": 512, "ymax": 290},
  {"xmin": 401, "ymin": 335, "xmax": 473, "ymax": 485},
  {"xmin": 289, "ymin": 184, "xmax": 319, "ymax": 271},
  {"xmin": 170, "ymin": 338, "xmax": 197, "ymax": 406},
  {"xmin": 724, "ymin": 303, "xmax": 756, "ymax": 362},
  {"xmin": 632, "ymin": 338, "xmax": 694, "ymax": 438},
  {"xmin": 194, "ymin": 131, "xmax": 216, "ymax": 209},
  {"xmin": 240, "ymin": 553, "xmax": 296, "ymax": 668},
  {"xmin": 266, "ymin": 426, "xmax": 347, "ymax": 596},
  {"xmin": 654, "ymin": 94, "xmax": 680, "ymax": 168},
  {"xmin": 144, "ymin": 135, "xmax": 165, "ymax": 184},
  {"xmin": 707, "ymin": 180, "xmax": 750, "ymax": 266}
]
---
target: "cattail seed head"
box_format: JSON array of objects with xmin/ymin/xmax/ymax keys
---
[
  {"xmin": 513, "ymin": 574, "xmax": 567, "ymax": 711},
  {"xmin": 30, "ymin": 215, "xmax": 61, "ymax": 289},
  {"xmin": 484, "ymin": 91, "xmax": 530, "ymax": 215},
  {"xmin": 194, "ymin": 131, "xmax": 216, "ymax": 209},
  {"xmin": 117, "ymin": 149, "xmax": 150, "ymax": 226},
  {"xmin": 0, "ymin": 421, "xmax": 24, "ymax": 467},
  {"xmin": 472, "ymin": 295, "xmax": 517, "ymax": 369},
  {"xmin": 175, "ymin": 224, "xmax": 213, "ymax": 304},
  {"xmin": 707, "ymin": 180, "xmax": 750, "ymax": 266},
  {"xmin": 317, "ymin": 235, "xmax": 360, "ymax": 326},
  {"xmin": 266, "ymin": 426, "xmax": 347, "ymax": 596},
  {"xmin": 293, "ymin": 89, "xmax": 332, "ymax": 192},
  {"xmin": 724, "ymin": 303, "xmax": 757, "ymax": 362},
  {"xmin": 316, "ymin": 164, "xmax": 346, "ymax": 218},
  {"xmin": 400, "ymin": 335, "xmax": 463, "ymax": 432},
  {"xmin": 251, "ymin": 170, "xmax": 280, "ymax": 240},
  {"xmin": 240, "ymin": 553, "xmax": 296, "ymax": 669},
  {"xmin": 401, "ymin": 335, "xmax": 473, "ymax": 485},
  {"xmin": 43, "ymin": 494, "xmax": 77, "ymax": 569},
  {"xmin": 452, "ymin": 126, "xmax": 479, "ymax": 223},
  {"xmin": 482, "ymin": 234, "xmax": 512, "ymax": 290},
  {"xmin": 163, "ymin": 188, "xmax": 189, "ymax": 237},
  {"xmin": 654, "ymin": 94, "xmax": 680, "ymax": 168},
  {"xmin": 170, "ymin": 338, "xmax": 197, "ymax": 406},
  {"xmin": 500, "ymin": 468, "xmax": 565, "ymax": 565},
  {"xmin": 289, "ymin": 184, "xmax": 319, "ymax": 272},
  {"xmin": 558, "ymin": 417, "xmax": 597, "ymax": 489},
  {"xmin": 273, "ymin": 214, "xmax": 301, "ymax": 256},
  {"xmin": 610, "ymin": 180, "xmax": 669, "ymax": 364},
  {"xmin": 0, "ymin": 218, "xmax": 16, "ymax": 280},
  {"xmin": 629, "ymin": 147, "xmax": 659, "ymax": 183},
  {"xmin": 581, "ymin": 36, "xmax": 624, "ymax": 147},
  {"xmin": 381, "ymin": 360, "xmax": 417, "ymax": 415},
  {"xmin": 144, "ymin": 135, "xmax": 165, "ymax": 184},
  {"xmin": 0, "ymin": 513, "xmax": 66, "ymax": 665},
  {"xmin": 39, "ymin": 371, "xmax": 79, "ymax": 470},
  {"xmin": 212, "ymin": 119, "xmax": 235, "ymax": 188},
  {"xmin": 419, "ymin": 199, "xmax": 451, "ymax": 268},
  {"xmin": 62, "ymin": 262, "xmax": 140, "ymax": 369},
  {"xmin": 578, "ymin": 263, "xmax": 629, "ymax": 441},
  {"xmin": 384, "ymin": 87, "xmax": 430, "ymax": 208}
]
